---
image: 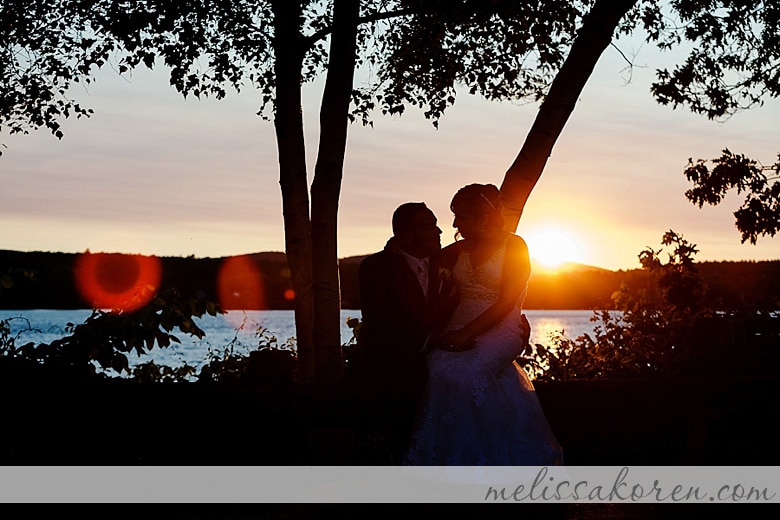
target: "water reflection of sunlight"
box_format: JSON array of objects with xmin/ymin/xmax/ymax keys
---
[{"xmin": 529, "ymin": 318, "xmax": 568, "ymax": 346}]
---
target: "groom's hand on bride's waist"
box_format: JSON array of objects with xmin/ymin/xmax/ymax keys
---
[
  {"xmin": 434, "ymin": 330, "xmax": 476, "ymax": 352},
  {"xmin": 519, "ymin": 313, "xmax": 531, "ymax": 345}
]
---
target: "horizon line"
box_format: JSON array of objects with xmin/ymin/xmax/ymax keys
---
[{"xmin": 4, "ymin": 248, "xmax": 780, "ymax": 274}]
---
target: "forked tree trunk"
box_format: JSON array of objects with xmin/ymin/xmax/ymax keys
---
[
  {"xmin": 310, "ymin": 0, "xmax": 360, "ymax": 384},
  {"xmin": 500, "ymin": 0, "xmax": 639, "ymax": 231},
  {"xmin": 272, "ymin": 0, "xmax": 315, "ymax": 383}
]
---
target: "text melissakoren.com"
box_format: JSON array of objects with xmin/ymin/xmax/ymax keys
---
[{"xmin": 484, "ymin": 467, "xmax": 776, "ymax": 503}]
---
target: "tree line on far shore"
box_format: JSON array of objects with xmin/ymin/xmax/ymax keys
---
[{"xmin": 2, "ymin": 249, "xmax": 778, "ymax": 313}]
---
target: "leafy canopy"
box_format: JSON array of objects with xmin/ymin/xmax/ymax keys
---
[
  {"xmin": 650, "ymin": 0, "xmax": 780, "ymax": 119},
  {"xmin": 4, "ymin": 1, "xmax": 778, "ymax": 141}
]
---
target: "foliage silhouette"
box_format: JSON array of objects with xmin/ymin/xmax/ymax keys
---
[
  {"xmin": 530, "ymin": 231, "xmax": 780, "ymax": 382},
  {"xmin": 1, "ymin": 288, "xmax": 222, "ymax": 380},
  {"xmin": 534, "ymin": 231, "xmax": 714, "ymax": 380},
  {"xmin": 684, "ymin": 149, "xmax": 780, "ymax": 244}
]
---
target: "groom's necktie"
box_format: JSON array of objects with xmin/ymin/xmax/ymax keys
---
[{"xmin": 418, "ymin": 260, "xmax": 429, "ymax": 299}]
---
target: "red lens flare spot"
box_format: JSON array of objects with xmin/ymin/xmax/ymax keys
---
[
  {"xmin": 74, "ymin": 253, "xmax": 162, "ymax": 312},
  {"xmin": 217, "ymin": 256, "xmax": 266, "ymax": 312},
  {"xmin": 284, "ymin": 289, "xmax": 295, "ymax": 301}
]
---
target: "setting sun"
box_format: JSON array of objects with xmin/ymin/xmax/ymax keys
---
[{"xmin": 526, "ymin": 230, "xmax": 580, "ymax": 269}]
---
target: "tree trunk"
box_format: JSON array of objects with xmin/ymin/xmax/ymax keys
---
[
  {"xmin": 272, "ymin": 0, "xmax": 315, "ymax": 383},
  {"xmin": 500, "ymin": 0, "xmax": 639, "ymax": 231},
  {"xmin": 310, "ymin": 0, "xmax": 360, "ymax": 384}
]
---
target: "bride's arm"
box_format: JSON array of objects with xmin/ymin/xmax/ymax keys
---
[{"xmin": 441, "ymin": 234, "xmax": 530, "ymax": 351}]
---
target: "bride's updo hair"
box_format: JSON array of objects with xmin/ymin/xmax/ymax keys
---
[{"xmin": 450, "ymin": 183, "xmax": 505, "ymax": 230}]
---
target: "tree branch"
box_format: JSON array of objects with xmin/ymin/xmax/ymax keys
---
[{"xmin": 305, "ymin": 8, "xmax": 413, "ymax": 47}]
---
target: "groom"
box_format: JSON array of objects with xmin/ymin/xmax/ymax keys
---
[
  {"xmin": 345, "ymin": 202, "xmax": 445, "ymax": 461},
  {"xmin": 347, "ymin": 202, "xmax": 443, "ymax": 402}
]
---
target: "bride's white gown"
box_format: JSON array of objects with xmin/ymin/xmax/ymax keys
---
[{"xmin": 404, "ymin": 238, "xmax": 563, "ymax": 465}]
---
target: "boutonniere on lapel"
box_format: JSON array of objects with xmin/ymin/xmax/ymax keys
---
[
  {"xmin": 437, "ymin": 266, "xmax": 459, "ymax": 308},
  {"xmin": 437, "ymin": 267, "xmax": 457, "ymax": 297}
]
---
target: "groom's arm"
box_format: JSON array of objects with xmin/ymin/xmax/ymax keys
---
[
  {"xmin": 357, "ymin": 254, "xmax": 401, "ymax": 353},
  {"xmin": 359, "ymin": 255, "xmax": 390, "ymax": 325}
]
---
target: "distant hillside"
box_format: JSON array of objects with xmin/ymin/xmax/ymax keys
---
[
  {"xmin": 525, "ymin": 261, "xmax": 620, "ymax": 310},
  {"xmin": 0, "ymin": 250, "xmax": 295, "ymax": 310},
  {"xmin": 2, "ymin": 250, "xmax": 778, "ymax": 311}
]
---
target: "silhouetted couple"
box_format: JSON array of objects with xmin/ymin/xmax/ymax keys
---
[{"xmin": 347, "ymin": 183, "xmax": 563, "ymax": 465}]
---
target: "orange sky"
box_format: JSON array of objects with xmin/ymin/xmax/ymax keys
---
[{"xmin": 2, "ymin": 36, "xmax": 779, "ymax": 271}]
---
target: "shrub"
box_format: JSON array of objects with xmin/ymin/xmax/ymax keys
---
[
  {"xmin": 196, "ymin": 327, "xmax": 296, "ymax": 384},
  {"xmin": 3, "ymin": 288, "xmax": 223, "ymax": 380},
  {"xmin": 536, "ymin": 231, "xmax": 712, "ymax": 380}
]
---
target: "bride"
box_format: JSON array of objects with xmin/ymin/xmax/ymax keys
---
[{"xmin": 404, "ymin": 183, "xmax": 563, "ymax": 465}]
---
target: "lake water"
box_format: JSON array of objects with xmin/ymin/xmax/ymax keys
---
[{"xmin": 1, "ymin": 308, "xmax": 605, "ymax": 374}]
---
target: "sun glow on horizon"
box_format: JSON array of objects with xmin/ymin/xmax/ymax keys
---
[{"xmin": 525, "ymin": 229, "xmax": 581, "ymax": 270}]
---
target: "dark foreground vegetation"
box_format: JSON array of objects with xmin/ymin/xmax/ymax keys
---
[
  {"xmin": 2, "ymin": 374, "xmax": 777, "ymax": 465},
  {"xmin": 1, "ymin": 232, "xmax": 779, "ymax": 465}
]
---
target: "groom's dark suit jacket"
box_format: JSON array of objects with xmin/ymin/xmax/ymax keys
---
[{"xmin": 346, "ymin": 237, "xmax": 441, "ymax": 402}]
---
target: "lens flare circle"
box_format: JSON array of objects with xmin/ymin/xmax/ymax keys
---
[
  {"xmin": 74, "ymin": 252, "xmax": 162, "ymax": 312},
  {"xmin": 217, "ymin": 256, "xmax": 266, "ymax": 312}
]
